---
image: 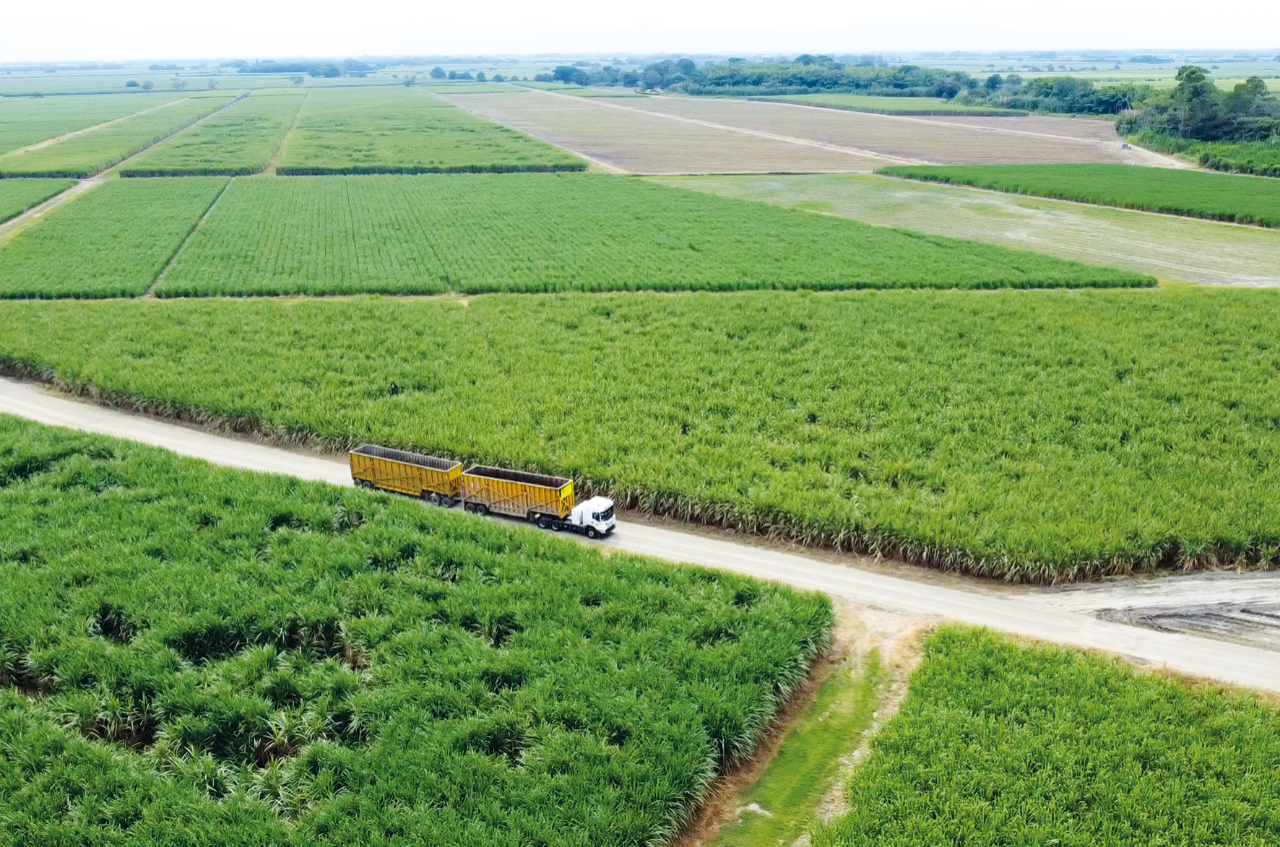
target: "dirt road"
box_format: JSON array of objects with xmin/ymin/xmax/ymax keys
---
[{"xmin": 2, "ymin": 375, "xmax": 1278, "ymax": 693}]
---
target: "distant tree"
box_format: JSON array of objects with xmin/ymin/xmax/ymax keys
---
[
  {"xmin": 141, "ymin": 80, "xmax": 153, "ymax": 92},
  {"xmin": 621, "ymin": 70, "xmax": 640, "ymax": 87},
  {"xmin": 492, "ymin": 73, "xmax": 505, "ymax": 82},
  {"xmin": 430, "ymin": 67, "xmax": 446, "ymax": 79},
  {"xmin": 207, "ymin": 78, "xmax": 218, "ymax": 89},
  {"xmin": 403, "ymin": 75, "xmax": 416, "ymax": 87},
  {"xmin": 984, "ymin": 73, "xmax": 1003, "ymax": 93},
  {"xmin": 551, "ymin": 66, "xmax": 588, "ymax": 85},
  {"xmin": 458, "ymin": 71, "xmax": 473, "ymax": 80},
  {"xmin": 172, "ymin": 79, "xmax": 187, "ymax": 91},
  {"xmin": 676, "ymin": 58, "xmax": 696, "ymax": 75},
  {"xmin": 290, "ymin": 75, "xmax": 304, "ymax": 86},
  {"xmin": 643, "ymin": 69, "xmax": 662, "ymax": 89},
  {"xmin": 447, "ymin": 70, "xmax": 458, "ymax": 80},
  {"xmin": 476, "ymin": 71, "xmax": 486, "ymax": 82},
  {"xmin": 125, "ymin": 80, "xmax": 139, "ymax": 87}
]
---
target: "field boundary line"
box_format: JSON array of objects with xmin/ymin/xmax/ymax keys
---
[
  {"xmin": 531, "ymin": 89, "xmax": 930, "ymax": 167},
  {"xmin": 144, "ymin": 177, "xmax": 234, "ymax": 298},
  {"xmin": 439, "ymin": 91, "xmax": 629, "ymax": 174},
  {"xmin": 0, "ymin": 96, "xmax": 192, "ymax": 159},
  {"xmin": 263, "ymin": 89, "xmax": 310, "ymax": 175},
  {"xmin": 735, "ymin": 99, "xmax": 1188, "ymax": 168}
]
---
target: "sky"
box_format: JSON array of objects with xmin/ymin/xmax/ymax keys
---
[{"xmin": 3, "ymin": 0, "xmax": 1279, "ymax": 62}]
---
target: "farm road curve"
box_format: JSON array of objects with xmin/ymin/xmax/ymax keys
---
[{"xmin": 2, "ymin": 376, "xmax": 1279, "ymax": 693}]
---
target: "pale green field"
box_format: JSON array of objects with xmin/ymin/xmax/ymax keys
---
[{"xmin": 651, "ymin": 173, "xmax": 1280, "ymax": 287}]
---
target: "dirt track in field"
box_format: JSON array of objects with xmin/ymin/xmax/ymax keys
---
[{"xmin": 3, "ymin": 375, "xmax": 1279, "ymax": 694}]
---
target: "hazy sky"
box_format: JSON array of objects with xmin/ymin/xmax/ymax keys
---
[{"xmin": 4, "ymin": 0, "xmax": 1278, "ymax": 62}]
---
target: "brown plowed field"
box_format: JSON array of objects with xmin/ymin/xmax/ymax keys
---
[{"xmin": 441, "ymin": 91, "xmax": 892, "ymax": 174}]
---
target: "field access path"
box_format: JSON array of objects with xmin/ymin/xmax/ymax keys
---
[{"xmin": 3, "ymin": 375, "xmax": 1279, "ymax": 694}]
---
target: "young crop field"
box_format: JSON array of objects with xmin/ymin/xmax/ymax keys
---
[
  {"xmin": 154, "ymin": 174, "xmax": 1148, "ymax": 297},
  {"xmin": 0, "ymin": 94, "xmax": 234, "ymax": 177},
  {"xmin": 1132, "ymin": 131, "xmax": 1280, "ymax": 178},
  {"xmin": 0, "ymin": 178, "xmax": 75, "ymax": 224},
  {"xmin": 656, "ymin": 173, "xmax": 1280, "ymax": 287},
  {"xmin": 749, "ymin": 93, "xmax": 1026, "ymax": 116},
  {"xmin": 121, "ymin": 91, "xmax": 306, "ymax": 176},
  {"xmin": 0, "ymin": 93, "xmax": 185, "ymax": 156},
  {"xmin": 274, "ymin": 88, "xmax": 585, "ymax": 174},
  {"xmin": 0, "ymin": 178, "xmax": 227, "ymax": 298},
  {"xmin": 5, "ymin": 287, "xmax": 1280, "ymax": 580},
  {"xmin": 880, "ymin": 164, "xmax": 1280, "ymax": 227},
  {"xmin": 0, "ymin": 415, "xmax": 831, "ymax": 845},
  {"xmin": 814, "ymin": 627, "xmax": 1280, "ymax": 846}
]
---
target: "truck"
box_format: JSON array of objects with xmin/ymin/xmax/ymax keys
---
[
  {"xmin": 349, "ymin": 444, "xmax": 462, "ymax": 507},
  {"xmin": 348, "ymin": 446, "xmax": 616, "ymax": 539}
]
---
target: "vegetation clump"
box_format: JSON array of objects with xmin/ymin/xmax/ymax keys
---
[
  {"xmin": 816, "ymin": 627, "xmax": 1280, "ymax": 846},
  {"xmin": 0, "ymin": 415, "xmax": 831, "ymax": 844}
]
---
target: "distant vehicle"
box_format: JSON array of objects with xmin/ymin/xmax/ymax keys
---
[
  {"xmin": 350, "ymin": 444, "xmax": 616, "ymax": 538},
  {"xmin": 1121, "ymin": 143, "xmax": 1131, "ymax": 149}
]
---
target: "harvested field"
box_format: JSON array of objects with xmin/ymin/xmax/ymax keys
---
[
  {"xmin": 919, "ymin": 114, "xmax": 1124, "ymax": 141},
  {"xmin": 656, "ymin": 174, "xmax": 1280, "ymax": 287},
  {"xmin": 441, "ymin": 91, "xmax": 888, "ymax": 174},
  {"xmin": 631, "ymin": 97, "xmax": 1154, "ymax": 165}
]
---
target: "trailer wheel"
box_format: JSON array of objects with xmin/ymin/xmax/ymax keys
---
[
  {"xmin": 551, "ymin": 520, "xmax": 563, "ymax": 532},
  {"xmin": 474, "ymin": 504, "xmax": 489, "ymax": 517},
  {"xmin": 424, "ymin": 492, "xmax": 440, "ymax": 505},
  {"xmin": 535, "ymin": 515, "xmax": 551, "ymax": 529},
  {"xmin": 464, "ymin": 502, "xmax": 475, "ymax": 513},
  {"xmin": 586, "ymin": 527, "xmax": 600, "ymax": 540},
  {"xmin": 438, "ymin": 496, "xmax": 452, "ymax": 509}
]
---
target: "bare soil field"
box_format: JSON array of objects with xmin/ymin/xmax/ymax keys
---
[
  {"xmin": 442, "ymin": 91, "xmax": 890, "ymax": 174},
  {"xmin": 656, "ymin": 174, "xmax": 1280, "ymax": 287},
  {"xmin": 916, "ymin": 114, "xmax": 1124, "ymax": 141},
  {"xmin": 632, "ymin": 97, "xmax": 1156, "ymax": 165}
]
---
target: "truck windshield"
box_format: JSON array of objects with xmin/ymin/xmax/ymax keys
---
[{"xmin": 596, "ymin": 505, "xmax": 615, "ymax": 522}]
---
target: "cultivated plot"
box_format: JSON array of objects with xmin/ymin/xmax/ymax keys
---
[
  {"xmin": 750, "ymin": 93, "xmax": 1025, "ymax": 115},
  {"xmin": 122, "ymin": 91, "xmax": 306, "ymax": 176},
  {"xmin": 0, "ymin": 179, "xmax": 76, "ymax": 225},
  {"xmin": 155, "ymin": 174, "xmax": 1148, "ymax": 297},
  {"xmin": 0, "ymin": 94, "xmax": 235, "ymax": 177},
  {"xmin": 632, "ymin": 97, "xmax": 1146, "ymax": 165},
  {"xmin": 657, "ymin": 174, "xmax": 1280, "ymax": 287},
  {"xmin": 0, "ymin": 415, "xmax": 831, "ymax": 846},
  {"xmin": 7, "ymin": 287, "xmax": 1280, "ymax": 580},
  {"xmin": 0, "ymin": 177, "xmax": 227, "ymax": 298},
  {"xmin": 881, "ymin": 163, "xmax": 1280, "ymax": 227},
  {"xmin": 0, "ymin": 93, "xmax": 184, "ymax": 155},
  {"xmin": 816, "ymin": 628, "xmax": 1280, "ymax": 846},
  {"xmin": 441, "ymin": 91, "xmax": 889, "ymax": 173},
  {"xmin": 275, "ymin": 88, "xmax": 584, "ymax": 174}
]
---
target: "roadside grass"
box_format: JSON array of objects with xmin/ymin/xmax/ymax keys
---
[
  {"xmin": 749, "ymin": 93, "xmax": 1026, "ymax": 116},
  {"xmin": 1131, "ymin": 131, "xmax": 1280, "ymax": 178},
  {"xmin": 880, "ymin": 163, "xmax": 1280, "ymax": 227},
  {"xmin": 710, "ymin": 651, "xmax": 884, "ymax": 847},
  {"xmin": 0, "ymin": 414, "xmax": 832, "ymax": 845},
  {"xmin": 815, "ymin": 627, "xmax": 1280, "ymax": 847},
  {"xmin": 0, "ymin": 177, "xmax": 227, "ymax": 298},
  {"xmin": 0, "ymin": 178, "xmax": 76, "ymax": 225}
]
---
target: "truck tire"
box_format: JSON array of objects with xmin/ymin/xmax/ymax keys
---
[
  {"xmin": 551, "ymin": 520, "xmax": 563, "ymax": 532},
  {"xmin": 535, "ymin": 515, "xmax": 551, "ymax": 530},
  {"xmin": 464, "ymin": 502, "xmax": 475, "ymax": 513},
  {"xmin": 438, "ymin": 496, "xmax": 452, "ymax": 509},
  {"xmin": 476, "ymin": 504, "xmax": 489, "ymax": 516},
  {"xmin": 586, "ymin": 527, "xmax": 600, "ymax": 540},
  {"xmin": 424, "ymin": 492, "xmax": 440, "ymax": 506}
]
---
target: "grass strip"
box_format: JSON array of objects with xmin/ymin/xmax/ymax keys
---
[
  {"xmin": 1, "ymin": 287, "xmax": 1278, "ymax": 581},
  {"xmin": 815, "ymin": 627, "xmax": 1280, "ymax": 847},
  {"xmin": 0, "ymin": 414, "xmax": 832, "ymax": 845},
  {"xmin": 880, "ymin": 163, "xmax": 1280, "ymax": 227}
]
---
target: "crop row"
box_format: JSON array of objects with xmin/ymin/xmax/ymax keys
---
[
  {"xmin": 0, "ymin": 93, "xmax": 186, "ymax": 157},
  {"xmin": 881, "ymin": 163, "xmax": 1280, "ymax": 228},
  {"xmin": 750, "ymin": 93, "xmax": 1027, "ymax": 116},
  {"xmin": 154, "ymin": 174, "xmax": 1148, "ymax": 296},
  {"xmin": 815, "ymin": 627, "xmax": 1280, "ymax": 846},
  {"xmin": 121, "ymin": 91, "xmax": 306, "ymax": 176},
  {"xmin": 274, "ymin": 88, "xmax": 585, "ymax": 174},
  {"xmin": 0, "ymin": 178, "xmax": 227, "ymax": 298},
  {"xmin": 0, "ymin": 178, "xmax": 75, "ymax": 225},
  {"xmin": 0, "ymin": 415, "xmax": 830, "ymax": 844},
  {"xmin": 2, "ymin": 288, "xmax": 1279, "ymax": 580},
  {"xmin": 0, "ymin": 94, "xmax": 235, "ymax": 177}
]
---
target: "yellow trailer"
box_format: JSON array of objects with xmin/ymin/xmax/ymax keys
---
[
  {"xmin": 349, "ymin": 445, "xmax": 462, "ymax": 506},
  {"xmin": 462, "ymin": 466, "xmax": 574, "ymax": 522}
]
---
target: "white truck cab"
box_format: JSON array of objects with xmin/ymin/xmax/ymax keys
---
[{"xmin": 568, "ymin": 496, "xmax": 616, "ymax": 538}]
